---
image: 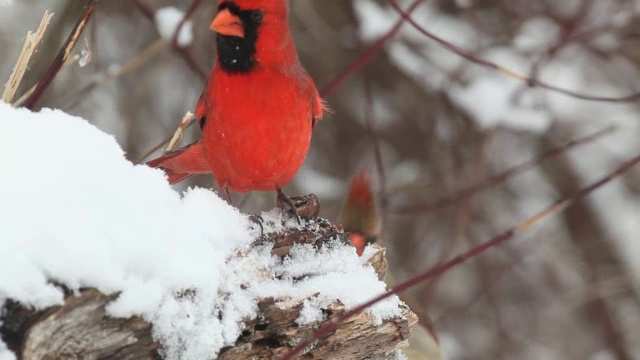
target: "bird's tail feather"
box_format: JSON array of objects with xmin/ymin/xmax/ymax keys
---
[{"xmin": 146, "ymin": 142, "xmax": 208, "ymax": 185}]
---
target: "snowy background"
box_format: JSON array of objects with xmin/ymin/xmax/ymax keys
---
[{"xmin": 1, "ymin": 0, "xmax": 640, "ymax": 359}]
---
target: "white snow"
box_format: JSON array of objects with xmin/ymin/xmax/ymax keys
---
[
  {"xmin": 393, "ymin": 349, "xmax": 409, "ymax": 360},
  {"xmin": 354, "ymin": 0, "xmax": 395, "ymax": 42},
  {"xmin": 0, "ymin": 336, "xmax": 13, "ymax": 360},
  {"xmin": 450, "ymin": 73, "xmax": 552, "ymax": 133},
  {"xmin": 449, "ymin": 48, "xmax": 552, "ymax": 133},
  {"xmin": 0, "ymin": 102, "xmax": 402, "ymax": 359},
  {"xmin": 513, "ymin": 17, "xmax": 561, "ymax": 53},
  {"xmin": 296, "ymin": 298, "xmax": 325, "ymax": 325},
  {"xmin": 154, "ymin": 7, "xmax": 193, "ymax": 48},
  {"xmin": 267, "ymin": 241, "xmax": 400, "ymax": 326}
]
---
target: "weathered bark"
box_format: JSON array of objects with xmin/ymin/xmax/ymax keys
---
[
  {"xmin": 1, "ymin": 199, "xmax": 416, "ymax": 359},
  {"xmin": 219, "ymin": 299, "xmax": 416, "ymax": 360},
  {"xmin": 2, "ymin": 289, "xmax": 415, "ymax": 360},
  {"xmin": 23, "ymin": 290, "xmax": 159, "ymax": 360}
]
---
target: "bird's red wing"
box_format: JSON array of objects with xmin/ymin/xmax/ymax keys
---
[
  {"xmin": 147, "ymin": 142, "xmax": 209, "ymax": 185},
  {"xmin": 195, "ymin": 89, "xmax": 209, "ymax": 120}
]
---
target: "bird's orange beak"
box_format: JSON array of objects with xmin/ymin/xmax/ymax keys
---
[{"xmin": 211, "ymin": 9, "xmax": 244, "ymax": 38}]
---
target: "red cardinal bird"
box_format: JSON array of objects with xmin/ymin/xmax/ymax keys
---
[
  {"xmin": 339, "ymin": 169, "xmax": 381, "ymax": 256},
  {"xmin": 148, "ymin": 0, "xmax": 324, "ymax": 209}
]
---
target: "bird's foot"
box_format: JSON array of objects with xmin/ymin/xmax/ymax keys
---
[
  {"xmin": 276, "ymin": 189, "xmax": 320, "ymax": 224},
  {"xmin": 223, "ymin": 187, "xmax": 233, "ymax": 205},
  {"xmin": 248, "ymin": 214, "xmax": 264, "ymax": 237},
  {"xmin": 276, "ymin": 188, "xmax": 300, "ymax": 224}
]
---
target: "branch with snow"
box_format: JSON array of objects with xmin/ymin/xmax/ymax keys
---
[{"xmin": 0, "ymin": 103, "xmax": 415, "ymax": 359}]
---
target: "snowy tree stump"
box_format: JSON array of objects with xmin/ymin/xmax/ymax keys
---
[{"xmin": 0, "ymin": 197, "xmax": 416, "ymax": 359}]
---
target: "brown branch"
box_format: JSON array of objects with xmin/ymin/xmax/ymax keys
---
[
  {"xmin": 318, "ymin": 0, "xmax": 426, "ymax": 98},
  {"xmin": 133, "ymin": 0, "xmax": 208, "ymax": 80},
  {"xmin": 135, "ymin": 134, "xmax": 173, "ymax": 164},
  {"xmin": 388, "ymin": 0, "xmax": 640, "ymax": 103},
  {"xmin": 3, "ymin": 11, "xmax": 53, "ymax": 104},
  {"xmin": 129, "ymin": 0, "xmax": 210, "ymax": 164},
  {"xmin": 24, "ymin": 0, "xmax": 98, "ymax": 110},
  {"xmin": 392, "ymin": 125, "xmax": 616, "ymax": 214},
  {"xmin": 283, "ymin": 151, "xmax": 640, "ymax": 359},
  {"xmin": 62, "ymin": 39, "xmax": 166, "ymax": 111},
  {"xmin": 362, "ymin": 73, "xmax": 389, "ymax": 228},
  {"xmin": 543, "ymin": 141, "xmax": 637, "ymax": 360}
]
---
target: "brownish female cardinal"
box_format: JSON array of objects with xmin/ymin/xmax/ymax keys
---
[
  {"xmin": 339, "ymin": 169, "xmax": 381, "ymax": 256},
  {"xmin": 148, "ymin": 0, "xmax": 325, "ymax": 211}
]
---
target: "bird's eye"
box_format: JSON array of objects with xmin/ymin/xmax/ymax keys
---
[{"xmin": 249, "ymin": 10, "xmax": 263, "ymax": 23}]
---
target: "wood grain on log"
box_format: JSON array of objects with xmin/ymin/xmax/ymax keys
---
[
  {"xmin": 1, "ymin": 201, "xmax": 416, "ymax": 359},
  {"xmin": 22, "ymin": 289, "xmax": 159, "ymax": 360},
  {"xmin": 219, "ymin": 299, "xmax": 416, "ymax": 359}
]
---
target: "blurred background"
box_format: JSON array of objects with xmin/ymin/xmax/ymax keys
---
[{"xmin": 2, "ymin": 0, "xmax": 640, "ymax": 359}]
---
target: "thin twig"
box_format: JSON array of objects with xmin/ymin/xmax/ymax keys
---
[
  {"xmin": 24, "ymin": 0, "xmax": 98, "ymax": 110},
  {"xmin": 62, "ymin": 39, "xmax": 166, "ymax": 110},
  {"xmin": 362, "ymin": 73, "xmax": 388, "ymax": 228},
  {"xmin": 3, "ymin": 11, "xmax": 54, "ymax": 104},
  {"xmin": 165, "ymin": 112, "xmax": 197, "ymax": 154},
  {"xmin": 135, "ymin": 134, "xmax": 173, "ymax": 165},
  {"xmin": 282, "ymin": 151, "xmax": 640, "ymax": 360},
  {"xmin": 392, "ymin": 125, "xmax": 616, "ymax": 214},
  {"xmin": 13, "ymin": 51, "xmax": 85, "ymax": 108},
  {"xmin": 133, "ymin": 0, "xmax": 208, "ymax": 79},
  {"xmin": 388, "ymin": 0, "xmax": 640, "ymax": 103},
  {"xmin": 318, "ymin": 0, "xmax": 426, "ymax": 98}
]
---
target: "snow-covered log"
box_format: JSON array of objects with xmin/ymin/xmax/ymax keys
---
[
  {"xmin": 2, "ymin": 207, "xmax": 415, "ymax": 359},
  {"xmin": 0, "ymin": 103, "xmax": 415, "ymax": 359}
]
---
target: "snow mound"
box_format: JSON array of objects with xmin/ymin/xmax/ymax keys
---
[{"xmin": 0, "ymin": 102, "xmax": 401, "ymax": 359}]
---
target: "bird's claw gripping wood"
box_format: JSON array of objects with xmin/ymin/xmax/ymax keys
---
[
  {"xmin": 275, "ymin": 191, "xmax": 321, "ymax": 225},
  {"xmin": 276, "ymin": 188, "xmax": 301, "ymax": 224},
  {"xmin": 248, "ymin": 214, "xmax": 264, "ymax": 237},
  {"xmin": 164, "ymin": 111, "xmax": 197, "ymax": 154}
]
